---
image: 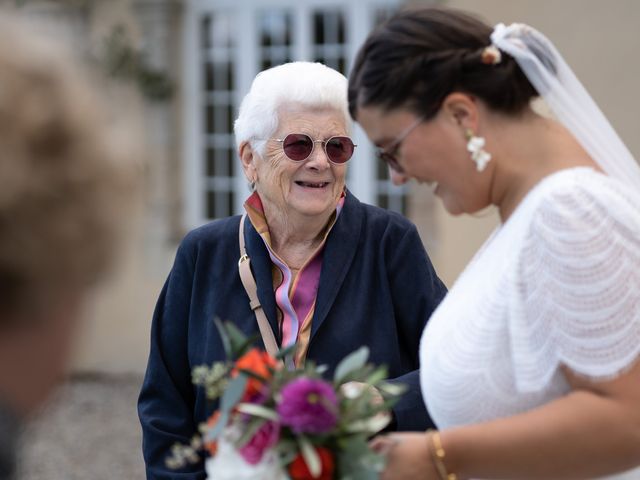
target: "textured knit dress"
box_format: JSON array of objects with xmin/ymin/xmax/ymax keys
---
[{"xmin": 420, "ymin": 167, "xmax": 640, "ymax": 480}]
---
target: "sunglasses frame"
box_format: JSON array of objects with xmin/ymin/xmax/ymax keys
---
[{"xmin": 273, "ymin": 133, "xmax": 356, "ymax": 165}]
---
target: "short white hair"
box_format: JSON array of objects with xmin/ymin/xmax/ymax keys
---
[{"xmin": 234, "ymin": 62, "xmax": 352, "ymax": 154}]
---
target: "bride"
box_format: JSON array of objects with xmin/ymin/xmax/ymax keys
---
[{"xmin": 349, "ymin": 6, "xmax": 640, "ymax": 480}]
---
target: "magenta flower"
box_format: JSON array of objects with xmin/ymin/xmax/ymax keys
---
[
  {"xmin": 277, "ymin": 378, "xmax": 338, "ymax": 434},
  {"xmin": 238, "ymin": 420, "xmax": 280, "ymax": 465}
]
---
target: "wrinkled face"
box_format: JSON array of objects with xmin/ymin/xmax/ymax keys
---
[
  {"xmin": 246, "ymin": 106, "xmax": 349, "ymax": 221},
  {"xmin": 356, "ymin": 105, "xmax": 490, "ymax": 215}
]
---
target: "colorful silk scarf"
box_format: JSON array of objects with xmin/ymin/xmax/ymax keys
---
[{"xmin": 244, "ymin": 191, "xmax": 344, "ymax": 367}]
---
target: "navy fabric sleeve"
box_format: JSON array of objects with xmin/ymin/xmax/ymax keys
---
[
  {"xmin": 385, "ymin": 222, "xmax": 447, "ymax": 431},
  {"xmin": 138, "ymin": 237, "xmax": 206, "ymax": 480}
]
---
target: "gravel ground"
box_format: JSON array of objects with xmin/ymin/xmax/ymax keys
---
[{"xmin": 17, "ymin": 374, "xmax": 146, "ymax": 480}]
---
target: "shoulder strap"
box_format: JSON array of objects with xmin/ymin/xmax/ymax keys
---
[{"xmin": 238, "ymin": 214, "xmax": 280, "ymax": 359}]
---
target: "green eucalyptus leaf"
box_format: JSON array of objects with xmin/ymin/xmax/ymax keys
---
[
  {"xmin": 334, "ymin": 347, "xmax": 369, "ymax": 383},
  {"xmin": 275, "ymin": 343, "xmax": 296, "ymax": 360},
  {"xmin": 236, "ymin": 417, "xmax": 267, "ymax": 447},
  {"xmin": 337, "ymin": 436, "xmax": 385, "ymax": 480},
  {"xmin": 344, "ymin": 413, "xmax": 391, "ymax": 434},
  {"xmin": 225, "ymin": 321, "xmax": 250, "ymax": 355},
  {"xmin": 236, "ymin": 402, "xmax": 279, "ymax": 421},
  {"xmin": 205, "ymin": 410, "xmax": 229, "ymax": 442},
  {"xmin": 365, "ymin": 367, "xmax": 388, "ymax": 386},
  {"xmin": 299, "ymin": 435, "xmax": 321, "ymax": 478},
  {"xmin": 213, "ymin": 317, "xmax": 232, "ymax": 358},
  {"xmin": 238, "ymin": 368, "xmax": 267, "ymax": 383},
  {"xmin": 220, "ymin": 374, "xmax": 247, "ymax": 412},
  {"xmin": 276, "ymin": 438, "xmax": 300, "ymax": 466},
  {"xmin": 376, "ymin": 381, "xmax": 407, "ymax": 397},
  {"xmin": 235, "ymin": 337, "xmax": 262, "ymax": 357}
]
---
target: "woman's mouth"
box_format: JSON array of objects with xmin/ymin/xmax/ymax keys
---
[{"xmin": 295, "ymin": 181, "xmax": 330, "ymax": 189}]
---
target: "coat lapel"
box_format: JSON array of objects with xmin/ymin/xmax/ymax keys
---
[{"xmin": 311, "ymin": 191, "xmax": 362, "ymax": 340}]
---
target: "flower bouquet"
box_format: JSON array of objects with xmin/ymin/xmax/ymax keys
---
[{"xmin": 166, "ymin": 319, "xmax": 406, "ymax": 479}]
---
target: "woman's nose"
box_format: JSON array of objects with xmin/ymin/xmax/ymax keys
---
[{"xmin": 305, "ymin": 141, "xmax": 331, "ymax": 169}]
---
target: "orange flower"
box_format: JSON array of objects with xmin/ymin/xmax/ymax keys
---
[
  {"xmin": 288, "ymin": 446, "xmax": 335, "ymax": 480},
  {"xmin": 203, "ymin": 411, "xmax": 221, "ymax": 456},
  {"xmin": 232, "ymin": 348, "xmax": 278, "ymax": 399}
]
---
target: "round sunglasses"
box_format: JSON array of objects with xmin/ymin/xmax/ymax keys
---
[{"xmin": 274, "ymin": 133, "xmax": 356, "ymax": 165}]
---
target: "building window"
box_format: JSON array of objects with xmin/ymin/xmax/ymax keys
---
[
  {"xmin": 200, "ymin": 12, "xmax": 237, "ymax": 219},
  {"xmin": 185, "ymin": 0, "xmax": 407, "ymax": 225},
  {"xmin": 259, "ymin": 11, "xmax": 294, "ymax": 70},
  {"xmin": 312, "ymin": 10, "xmax": 347, "ymax": 73}
]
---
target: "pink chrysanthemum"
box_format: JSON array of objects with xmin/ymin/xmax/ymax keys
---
[{"xmin": 277, "ymin": 378, "xmax": 338, "ymax": 434}]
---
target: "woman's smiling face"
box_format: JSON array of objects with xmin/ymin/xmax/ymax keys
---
[
  {"xmin": 355, "ymin": 104, "xmax": 491, "ymax": 216},
  {"xmin": 248, "ymin": 106, "xmax": 349, "ymax": 221}
]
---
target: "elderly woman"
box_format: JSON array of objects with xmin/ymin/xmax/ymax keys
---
[
  {"xmin": 350, "ymin": 6, "xmax": 640, "ymax": 480},
  {"xmin": 0, "ymin": 12, "xmax": 138, "ymax": 480},
  {"xmin": 138, "ymin": 61, "xmax": 447, "ymax": 479}
]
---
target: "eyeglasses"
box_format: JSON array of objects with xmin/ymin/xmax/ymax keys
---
[
  {"xmin": 376, "ymin": 116, "xmax": 425, "ymax": 173},
  {"xmin": 273, "ymin": 133, "xmax": 356, "ymax": 165}
]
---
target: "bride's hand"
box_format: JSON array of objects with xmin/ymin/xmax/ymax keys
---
[{"xmin": 370, "ymin": 432, "xmax": 440, "ymax": 480}]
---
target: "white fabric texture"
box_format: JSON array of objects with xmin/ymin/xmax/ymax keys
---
[
  {"xmin": 420, "ymin": 168, "xmax": 640, "ymax": 480},
  {"xmin": 490, "ymin": 23, "xmax": 640, "ymax": 187}
]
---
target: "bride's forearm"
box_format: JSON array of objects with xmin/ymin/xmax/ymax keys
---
[{"xmin": 442, "ymin": 390, "xmax": 640, "ymax": 479}]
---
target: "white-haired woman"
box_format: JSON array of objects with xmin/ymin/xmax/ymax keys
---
[{"xmin": 138, "ymin": 61, "xmax": 447, "ymax": 479}]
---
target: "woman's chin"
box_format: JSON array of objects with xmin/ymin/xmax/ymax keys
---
[
  {"xmin": 440, "ymin": 195, "xmax": 465, "ymax": 216},
  {"xmin": 287, "ymin": 189, "xmax": 337, "ymax": 217},
  {"xmin": 292, "ymin": 203, "xmax": 334, "ymax": 219}
]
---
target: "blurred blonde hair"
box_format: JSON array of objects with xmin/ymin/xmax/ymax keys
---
[{"xmin": 0, "ymin": 12, "xmax": 141, "ymax": 318}]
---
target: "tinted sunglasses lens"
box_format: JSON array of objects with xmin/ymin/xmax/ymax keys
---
[
  {"xmin": 325, "ymin": 136, "xmax": 354, "ymax": 164},
  {"xmin": 282, "ymin": 134, "xmax": 313, "ymax": 161}
]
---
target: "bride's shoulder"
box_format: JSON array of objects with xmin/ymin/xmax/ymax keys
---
[{"xmin": 529, "ymin": 167, "xmax": 640, "ymax": 235}]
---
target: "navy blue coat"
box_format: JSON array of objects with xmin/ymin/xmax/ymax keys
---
[{"xmin": 138, "ymin": 191, "xmax": 447, "ymax": 479}]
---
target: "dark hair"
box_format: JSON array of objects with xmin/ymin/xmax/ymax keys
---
[{"xmin": 348, "ymin": 6, "xmax": 538, "ymax": 121}]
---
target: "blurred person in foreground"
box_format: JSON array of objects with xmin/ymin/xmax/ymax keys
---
[
  {"xmin": 349, "ymin": 6, "xmax": 640, "ymax": 480},
  {"xmin": 138, "ymin": 61, "xmax": 447, "ymax": 479},
  {"xmin": 0, "ymin": 11, "xmax": 140, "ymax": 480}
]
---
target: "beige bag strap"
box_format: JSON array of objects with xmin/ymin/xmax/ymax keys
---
[{"xmin": 238, "ymin": 214, "xmax": 280, "ymax": 359}]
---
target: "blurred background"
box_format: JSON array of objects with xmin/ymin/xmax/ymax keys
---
[{"xmin": 4, "ymin": 0, "xmax": 638, "ymax": 478}]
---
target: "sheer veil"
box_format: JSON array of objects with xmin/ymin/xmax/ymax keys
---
[{"xmin": 490, "ymin": 23, "xmax": 640, "ymax": 188}]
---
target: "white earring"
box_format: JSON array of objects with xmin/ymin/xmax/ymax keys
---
[{"xmin": 465, "ymin": 129, "xmax": 492, "ymax": 172}]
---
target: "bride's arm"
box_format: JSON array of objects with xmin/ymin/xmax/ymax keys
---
[
  {"xmin": 439, "ymin": 359, "xmax": 640, "ymax": 479},
  {"xmin": 377, "ymin": 360, "xmax": 640, "ymax": 479}
]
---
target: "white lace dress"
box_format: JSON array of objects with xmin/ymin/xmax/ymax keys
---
[{"xmin": 420, "ymin": 167, "xmax": 640, "ymax": 479}]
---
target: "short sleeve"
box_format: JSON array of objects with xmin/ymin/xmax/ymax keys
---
[{"xmin": 510, "ymin": 175, "xmax": 640, "ymax": 391}]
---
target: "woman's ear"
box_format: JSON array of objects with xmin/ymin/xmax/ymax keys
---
[
  {"xmin": 442, "ymin": 92, "xmax": 479, "ymax": 131},
  {"xmin": 239, "ymin": 141, "xmax": 257, "ymax": 184}
]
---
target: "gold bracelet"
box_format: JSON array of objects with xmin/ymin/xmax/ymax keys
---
[{"xmin": 426, "ymin": 429, "xmax": 457, "ymax": 480}]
